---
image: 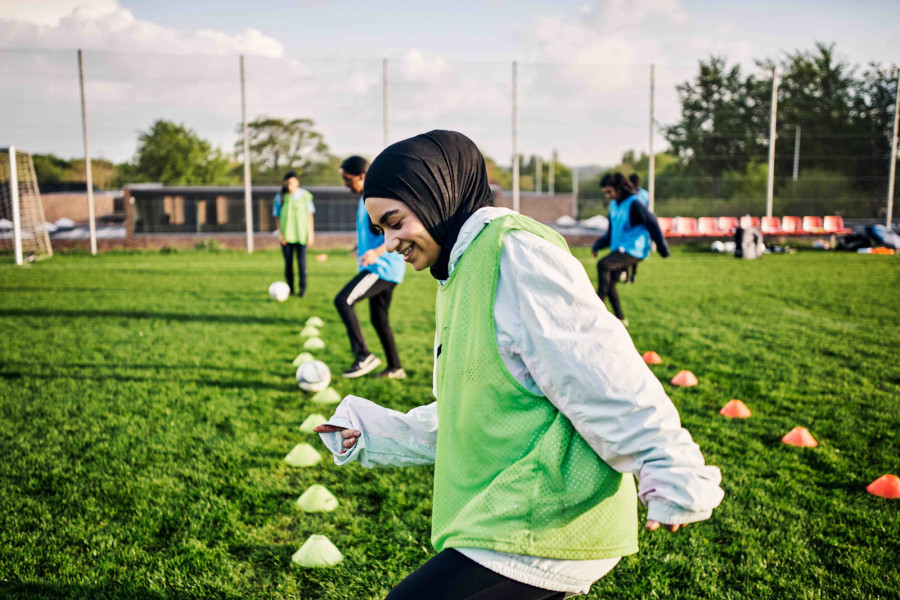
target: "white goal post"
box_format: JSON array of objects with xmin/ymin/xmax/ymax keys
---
[{"xmin": 1, "ymin": 146, "xmax": 53, "ymax": 264}]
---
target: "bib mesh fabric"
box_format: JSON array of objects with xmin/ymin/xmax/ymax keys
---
[
  {"xmin": 432, "ymin": 214, "xmax": 638, "ymax": 559},
  {"xmin": 609, "ymin": 195, "xmax": 651, "ymax": 260},
  {"xmin": 280, "ymin": 189, "xmax": 312, "ymax": 244}
]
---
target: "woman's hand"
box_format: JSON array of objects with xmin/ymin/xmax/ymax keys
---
[
  {"xmin": 645, "ymin": 520, "xmax": 683, "ymax": 532},
  {"xmin": 314, "ymin": 424, "xmax": 361, "ymax": 450},
  {"xmin": 278, "ymin": 232, "xmax": 286, "ymax": 246},
  {"xmin": 359, "ymin": 249, "xmax": 380, "ymax": 267}
]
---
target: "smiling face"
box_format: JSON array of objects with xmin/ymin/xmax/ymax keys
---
[{"xmin": 365, "ymin": 196, "xmax": 442, "ymax": 271}]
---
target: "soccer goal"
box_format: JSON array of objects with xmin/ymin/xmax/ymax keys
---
[{"xmin": 0, "ymin": 147, "xmax": 53, "ymax": 264}]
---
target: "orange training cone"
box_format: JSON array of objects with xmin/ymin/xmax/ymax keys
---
[
  {"xmin": 670, "ymin": 370, "xmax": 698, "ymax": 387},
  {"xmin": 866, "ymin": 474, "xmax": 900, "ymax": 499},
  {"xmin": 642, "ymin": 351, "xmax": 663, "ymax": 365},
  {"xmin": 781, "ymin": 427, "xmax": 818, "ymax": 447},
  {"xmin": 720, "ymin": 400, "xmax": 751, "ymax": 418},
  {"xmin": 316, "ymin": 254, "xmax": 328, "ymax": 262}
]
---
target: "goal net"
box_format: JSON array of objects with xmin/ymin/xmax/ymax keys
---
[{"xmin": 0, "ymin": 147, "xmax": 53, "ymax": 263}]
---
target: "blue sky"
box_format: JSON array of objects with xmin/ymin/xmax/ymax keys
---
[{"xmin": 1, "ymin": 0, "xmax": 898, "ymax": 166}]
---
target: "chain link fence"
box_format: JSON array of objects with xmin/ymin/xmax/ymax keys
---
[{"xmin": 0, "ymin": 48, "xmax": 896, "ymax": 250}]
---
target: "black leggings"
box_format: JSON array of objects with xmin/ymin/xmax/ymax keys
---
[
  {"xmin": 385, "ymin": 549, "xmax": 566, "ymax": 600},
  {"xmin": 334, "ymin": 271, "xmax": 401, "ymax": 369},
  {"xmin": 281, "ymin": 242, "xmax": 307, "ymax": 296},
  {"xmin": 596, "ymin": 250, "xmax": 641, "ymax": 320}
]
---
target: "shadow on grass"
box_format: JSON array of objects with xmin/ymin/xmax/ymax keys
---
[
  {"xmin": 0, "ymin": 367, "xmax": 291, "ymax": 393},
  {"xmin": 0, "ymin": 581, "xmax": 237, "ymax": 600},
  {"xmin": 228, "ymin": 543, "xmax": 295, "ymax": 570},
  {"xmin": 0, "ymin": 308, "xmax": 290, "ymax": 327}
]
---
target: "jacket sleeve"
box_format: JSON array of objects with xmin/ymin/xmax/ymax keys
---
[
  {"xmin": 500, "ymin": 231, "xmax": 723, "ymax": 525},
  {"xmin": 318, "ymin": 395, "xmax": 437, "ymax": 468},
  {"xmin": 591, "ymin": 230, "xmax": 610, "ymax": 253},
  {"xmin": 631, "ymin": 201, "xmax": 669, "ymax": 257}
]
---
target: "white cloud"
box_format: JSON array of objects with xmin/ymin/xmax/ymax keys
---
[{"xmin": 0, "ymin": 0, "xmax": 284, "ymax": 57}]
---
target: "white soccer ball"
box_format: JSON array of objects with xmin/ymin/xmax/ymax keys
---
[
  {"xmin": 296, "ymin": 360, "xmax": 331, "ymax": 392},
  {"xmin": 269, "ymin": 281, "xmax": 291, "ymax": 302},
  {"xmin": 711, "ymin": 240, "xmax": 725, "ymax": 253}
]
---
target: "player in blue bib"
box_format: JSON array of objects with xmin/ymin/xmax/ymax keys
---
[
  {"xmin": 592, "ymin": 173, "xmax": 669, "ymax": 326},
  {"xmin": 334, "ymin": 156, "xmax": 407, "ymax": 379}
]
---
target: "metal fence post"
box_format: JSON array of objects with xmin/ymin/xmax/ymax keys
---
[
  {"xmin": 383, "ymin": 58, "xmax": 390, "ymax": 148},
  {"xmin": 512, "ymin": 61, "xmax": 519, "ymax": 213},
  {"xmin": 766, "ymin": 67, "xmax": 779, "ymax": 218},
  {"xmin": 886, "ymin": 69, "xmax": 899, "ymax": 229},
  {"xmin": 549, "ymin": 149, "xmax": 555, "ymax": 195},
  {"xmin": 536, "ymin": 155, "xmax": 542, "ymax": 195},
  {"xmin": 793, "ymin": 125, "xmax": 801, "ymax": 181},
  {"xmin": 9, "ymin": 147, "xmax": 22, "ymax": 265},
  {"xmin": 77, "ymin": 49, "xmax": 97, "ymax": 255},
  {"xmin": 573, "ymin": 166, "xmax": 579, "ymax": 218},
  {"xmin": 240, "ymin": 55, "xmax": 253, "ymax": 253},
  {"xmin": 648, "ymin": 64, "xmax": 655, "ymax": 213}
]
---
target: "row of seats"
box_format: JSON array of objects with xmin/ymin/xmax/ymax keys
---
[{"xmin": 658, "ymin": 215, "xmax": 851, "ymax": 237}]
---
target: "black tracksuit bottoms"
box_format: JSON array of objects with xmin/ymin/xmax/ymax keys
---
[{"xmin": 334, "ymin": 270, "xmax": 401, "ymax": 369}]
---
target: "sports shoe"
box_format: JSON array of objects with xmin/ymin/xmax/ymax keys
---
[
  {"xmin": 375, "ymin": 367, "xmax": 406, "ymax": 380},
  {"xmin": 342, "ymin": 353, "xmax": 381, "ymax": 378}
]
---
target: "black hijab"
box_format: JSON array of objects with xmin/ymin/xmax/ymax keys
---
[{"xmin": 363, "ymin": 130, "xmax": 495, "ymax": 280}]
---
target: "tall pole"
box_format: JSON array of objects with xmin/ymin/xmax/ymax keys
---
[
  {"xmin": 648, "ymin": 64, "xmax": 656, "ymax": 213},
  {"xmin": 573, "ymin": 166, "xmax": 579, "ymax": 218},
  {"xmin": 549, "ymin": 149, "xmax": 556, "ymax": 195},
  {"xmin": 766, "ymin": 67, "xmax": 779, "ymax": 218},
  {"xmin": 240, "ymin": 55, "xmax": 254, "ymax": 253},
  {"xmin": 792, "ymin": 125, "xmax": 801, "ymax": 181},
  {"xmin": 512, "ymin": 61, "xmax": 519, "ymax": 213},
  {"xmin": 77, "ymin": 49, "xmax": 97, "ymax": 255},
  {"xmin": 886, "ymin": 69, "xmax": 900, "ymax": 229},
  {"xmin": 383, "ymin": 58, "xmax": 390, "ymax": 148},
  {"xmin": 536, "ymin": 155, "xmax": 542, "ymax": 195},
  {"xmin": 9, "ymin": 147, "xmax": 22, "ymax": 266}
]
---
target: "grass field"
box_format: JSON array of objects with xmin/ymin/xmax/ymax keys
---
[{"xmin": 1, "ymin": 246, "xmax": 898, "ymax": 600}]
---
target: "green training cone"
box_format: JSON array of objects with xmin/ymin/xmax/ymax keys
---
[
  {"xmin": 306, "ymin": 316, "xmax": 325, "ymax": 328},
  {"xmin": 304, "ymin": 337, "xmax": 326, "ymax": 350},
  {"xmin": 295, "ymin": 484, "xmax": 339, "ymax": 512},
  {"xmin": 311, "ymin": 387, "xmax": 341, "ymax": 405},
  {"xmin": 300, "ymin": 326, "xmax": 320, "ymax": 338},
  {"xmin": 284, "ymin": 443, "xmax": 321, "ymax": 467},
  {"xmin": 291, "ymin": 534, "xmax": 343, "ymax": 567},
  {"xmin": 299, "ymin": 413, "xmax": 327, "ymax": 433},
  {"xmin": 292, "ymin": 352, "xmax": 315, "ymax": 367}
]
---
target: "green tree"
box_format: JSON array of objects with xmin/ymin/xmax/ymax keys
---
[
  {"xmin": 131, "ymin": 120, "xmax": 236, "ymax": 185},
  {"xmin": 665, "ymin": 56, "xmax": 768, "ymax": 182},
  {"xmin": 236, "ymin": 117, "xmax": 328, "ymax": 182}
]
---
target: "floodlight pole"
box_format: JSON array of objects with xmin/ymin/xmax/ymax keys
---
[
  {"xmin": 77, "ymin": 50, "xmax": 97, "ymax": 255},
  {"xmin": 648, "ymin": 64, "xmax": 656, "ymax": 213},
  {"xmin": 886, "ymin": 69, "xmax": 900, "ymax": 230},
  {"xmin": 766, "ymin": 67, "xmax": 779, "ymax": 218},
  {"xmin": 792, "ymin": 125, "xmax": 801, "ymax": 181},
  {"xmin": 572, "ymin": 166, "xmax": 579, "ymax": 218},
  {"xmin": 240, "ymin": 55, "xmax": 254, "ymax": 253},
  {"xmin": 383, "ymin": 58, "xmax": 390, "ymax": 148},
  {"xmin": 512, "ymin": 61, "xmax": 519, "ymax": 213},
  {"xmin": 549, "ymin": 149, "xmax": 556, "ymax": 195},
  {"xmin": 536, "ymin": 155, "xmax": 542, "ymax": 195},
  {"xmin": 9, "ymin": 147, "xmax": 22, "ymax": 266}
]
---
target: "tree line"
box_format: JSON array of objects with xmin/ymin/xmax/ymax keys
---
[{"xmin": 33, "ymin": 43, "xmax": 897, "ymax": 215}]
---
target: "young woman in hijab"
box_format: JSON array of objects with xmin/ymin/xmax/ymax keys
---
[
  {"xmin": 315, "ymin": 131, "xmax": 723, "ymax": 600},
  {"xmin": 591, "ymin": 172, "xmax": 668, "ymax": 326},
  {"xmin": 273, "ymin": 171, "xmax": 315, "ymax": 297}
]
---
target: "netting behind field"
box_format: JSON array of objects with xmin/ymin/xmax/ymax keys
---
[{"xmin": 0, "ymin": 149, "xmax": 53, "ymax": 260}]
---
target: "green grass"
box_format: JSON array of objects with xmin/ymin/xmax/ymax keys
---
[{"xmin": 0, "ymin": 246, "xmax": 898, "ymax": 599}]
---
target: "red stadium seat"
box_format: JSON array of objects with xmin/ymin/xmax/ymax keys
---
[
  {"xmin": 698, "ymin": 217, "xmax": 723, "ymax": 236},
  {"xmin": 761, "ymin": 216, "xmax": 782, "ymax": 234},
  {"xmin": 674, "ymin": 217, "xmax": 698, "ymax": 236},
  {"xmin": 781, "ymin": 216, "xmax": 803, "ymax": 233},
  {"xmin": 657, "ymin": 217, "xmax": 674, "ymax": 234},
  {"xmin": 803, "ymin": 216, "xmax": 824, "ymax": 232},
  {"xmin": 718, "ymin": 217, "xmax": 739, "ymax": 232},
  {"xmin": 823, "ymin": 215, "xmax": 851, "ymax": 234},
  {"xmin": 740, "ymin": 215, "xmax": 760, "ymax": 229}
]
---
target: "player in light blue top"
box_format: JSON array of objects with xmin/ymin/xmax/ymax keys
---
[
  {"xmin": 334, "ymin": 156, "xmax": 407, "ymax": 379},
  {"xmin": 629, "ymin": 173, "xmax": 650, "ymax": 206}
]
